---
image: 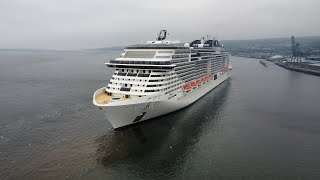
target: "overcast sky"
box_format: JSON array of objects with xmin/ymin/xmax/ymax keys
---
[{"xmin": 0, "ymin": 0, "xmax": 319, "ymax": 49}]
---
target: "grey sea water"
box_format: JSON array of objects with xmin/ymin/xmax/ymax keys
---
[{"xmin": 0, "ymin": 51, "xmax": 320, "ymax": 179}]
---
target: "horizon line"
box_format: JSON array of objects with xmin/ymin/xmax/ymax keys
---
[{"xmin": 1, "ymin": 35, "xmax": 319, "ymax": 51}]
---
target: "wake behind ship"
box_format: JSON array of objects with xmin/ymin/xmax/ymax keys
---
[{"xmin": 93, "ymin": 30, "xmax": 232, "ymax": 129}]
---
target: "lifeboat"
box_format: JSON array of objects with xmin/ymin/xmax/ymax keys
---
[
  {"xmin": 221, "ymin": 67, "xmax": 228, "ymax": 72},
  {"xmin": 183, "ymin": 84, "xmax": 191, "ymax": 91},
  {"xmin": 201, "ymin": 77, "xmax": 205, "ymax": 82},
  {"xmin": 191, "ymin": 81, "xmax": 197, "ymax": 87},
  {"xmin": 196, "ymin": 80, "xmax": 201, "ymax": 85}
]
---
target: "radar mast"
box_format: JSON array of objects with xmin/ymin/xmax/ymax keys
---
[{"xmin": 157, "ymin": 30, "xmax": 167, "ymax": 41}]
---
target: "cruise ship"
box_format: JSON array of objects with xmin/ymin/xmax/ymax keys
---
[{"xmin": 93, "ymin": 30, "xmax": 231, "ymax": 129}]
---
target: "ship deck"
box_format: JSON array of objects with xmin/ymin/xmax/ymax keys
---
[{"xmin": 95, "ymin": 92, "xmax": 130, "ymax": 104}]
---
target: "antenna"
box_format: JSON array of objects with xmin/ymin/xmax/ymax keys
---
[{"xmin": 201, "ymin": 37, "xmax": 206, "ymax": 44}]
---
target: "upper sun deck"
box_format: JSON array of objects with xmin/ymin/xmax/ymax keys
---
[
  {"xmin": 106, "ymin": 42, "xmax": 192, "ymax": 69},
  {"xmin": 117, "ymin": 42, "xmax": 194, "ymax": 60}
]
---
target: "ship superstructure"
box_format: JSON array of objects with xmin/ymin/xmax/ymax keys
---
[{"xmin": 93, "ymin": 30, "xmax": 231, "ymax": 129}]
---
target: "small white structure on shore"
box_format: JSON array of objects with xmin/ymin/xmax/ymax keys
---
[{"xmin": 269, "ymin": 55, "xmax": 285, "ymax": 61}]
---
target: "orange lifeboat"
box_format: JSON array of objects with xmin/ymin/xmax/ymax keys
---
[
  {"xmin": 183, "ymin": 84, "xmax": 191, "ymax": 91},
  {"xmin": 191, "ymin": 81, "xmax": 197, "ymax": 87},
  {"xmin": 196, "ymin": 79, "xmax": 201, "ymax": 85},
  {"xmin": 201, "ymin": 77, "xmax": 205, "ymax": 82},
  {"xmin": 221, "ymin": 67, "xmax": 228, "ymax": 73}
]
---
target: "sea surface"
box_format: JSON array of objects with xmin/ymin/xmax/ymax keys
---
[{"xmin": 1, "ymin": 51, "xmax": 320, "ymax": 179}]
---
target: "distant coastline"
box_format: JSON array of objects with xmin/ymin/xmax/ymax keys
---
[
  {"xmin": 222, "ymin": 36, "xmax": 320, "ymax": 60},
  {"xmin": 0, "ymin": 46, "xmax": 124, "ymax": 52},
  {"xmin": 1, "ymin": 36, "xmax": 320, "ymax": 58}
]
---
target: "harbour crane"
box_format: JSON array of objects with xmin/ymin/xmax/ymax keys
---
[{"xmin": 291, "ymin": 36, "xmax": 302, "ymax": 63}]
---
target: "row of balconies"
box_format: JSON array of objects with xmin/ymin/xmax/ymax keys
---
[
  {"xmin": 107, "ymin": 80, "xmax": 182, "ymax": 94},
  {"xmin": 109, "ymin": 59, "xmax": 171, "ymax": 65}
]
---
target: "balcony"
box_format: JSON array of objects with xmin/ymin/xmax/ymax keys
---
[
  {"xmin": 137, "ymin": 74, "xmax": 150, "ymax": 77},
  {"xmin": 127, "ymin": 73, "xmax": 138, "ymax": 77},
  {"xmin": 120, "ymin": 87, "xmax": 131, "ymax": 92},
  {"xmin": 117, "ymin": 72, "xmax": 127, "ymax": 76}
]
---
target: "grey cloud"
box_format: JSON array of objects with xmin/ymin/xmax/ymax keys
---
[{"xmin": 0, "ymin": 0, "xmax": 319, "ymax": 49}]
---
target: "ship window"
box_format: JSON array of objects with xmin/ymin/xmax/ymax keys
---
[
  {"xmin": 155, "ymin": 56, "xmax": 171, "ymax": 58},
  {"xmin": 124, "ymin": 51, "xmax": 156, "ymax": 58},
  {"xmin": 158, "ymin": 51, "xmax": 173, "ymax": 53}
]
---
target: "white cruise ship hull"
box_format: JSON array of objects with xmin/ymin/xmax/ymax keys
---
[{"xmin": 94, "ymin": 71, "xmax": 230, "ymax": 129}]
